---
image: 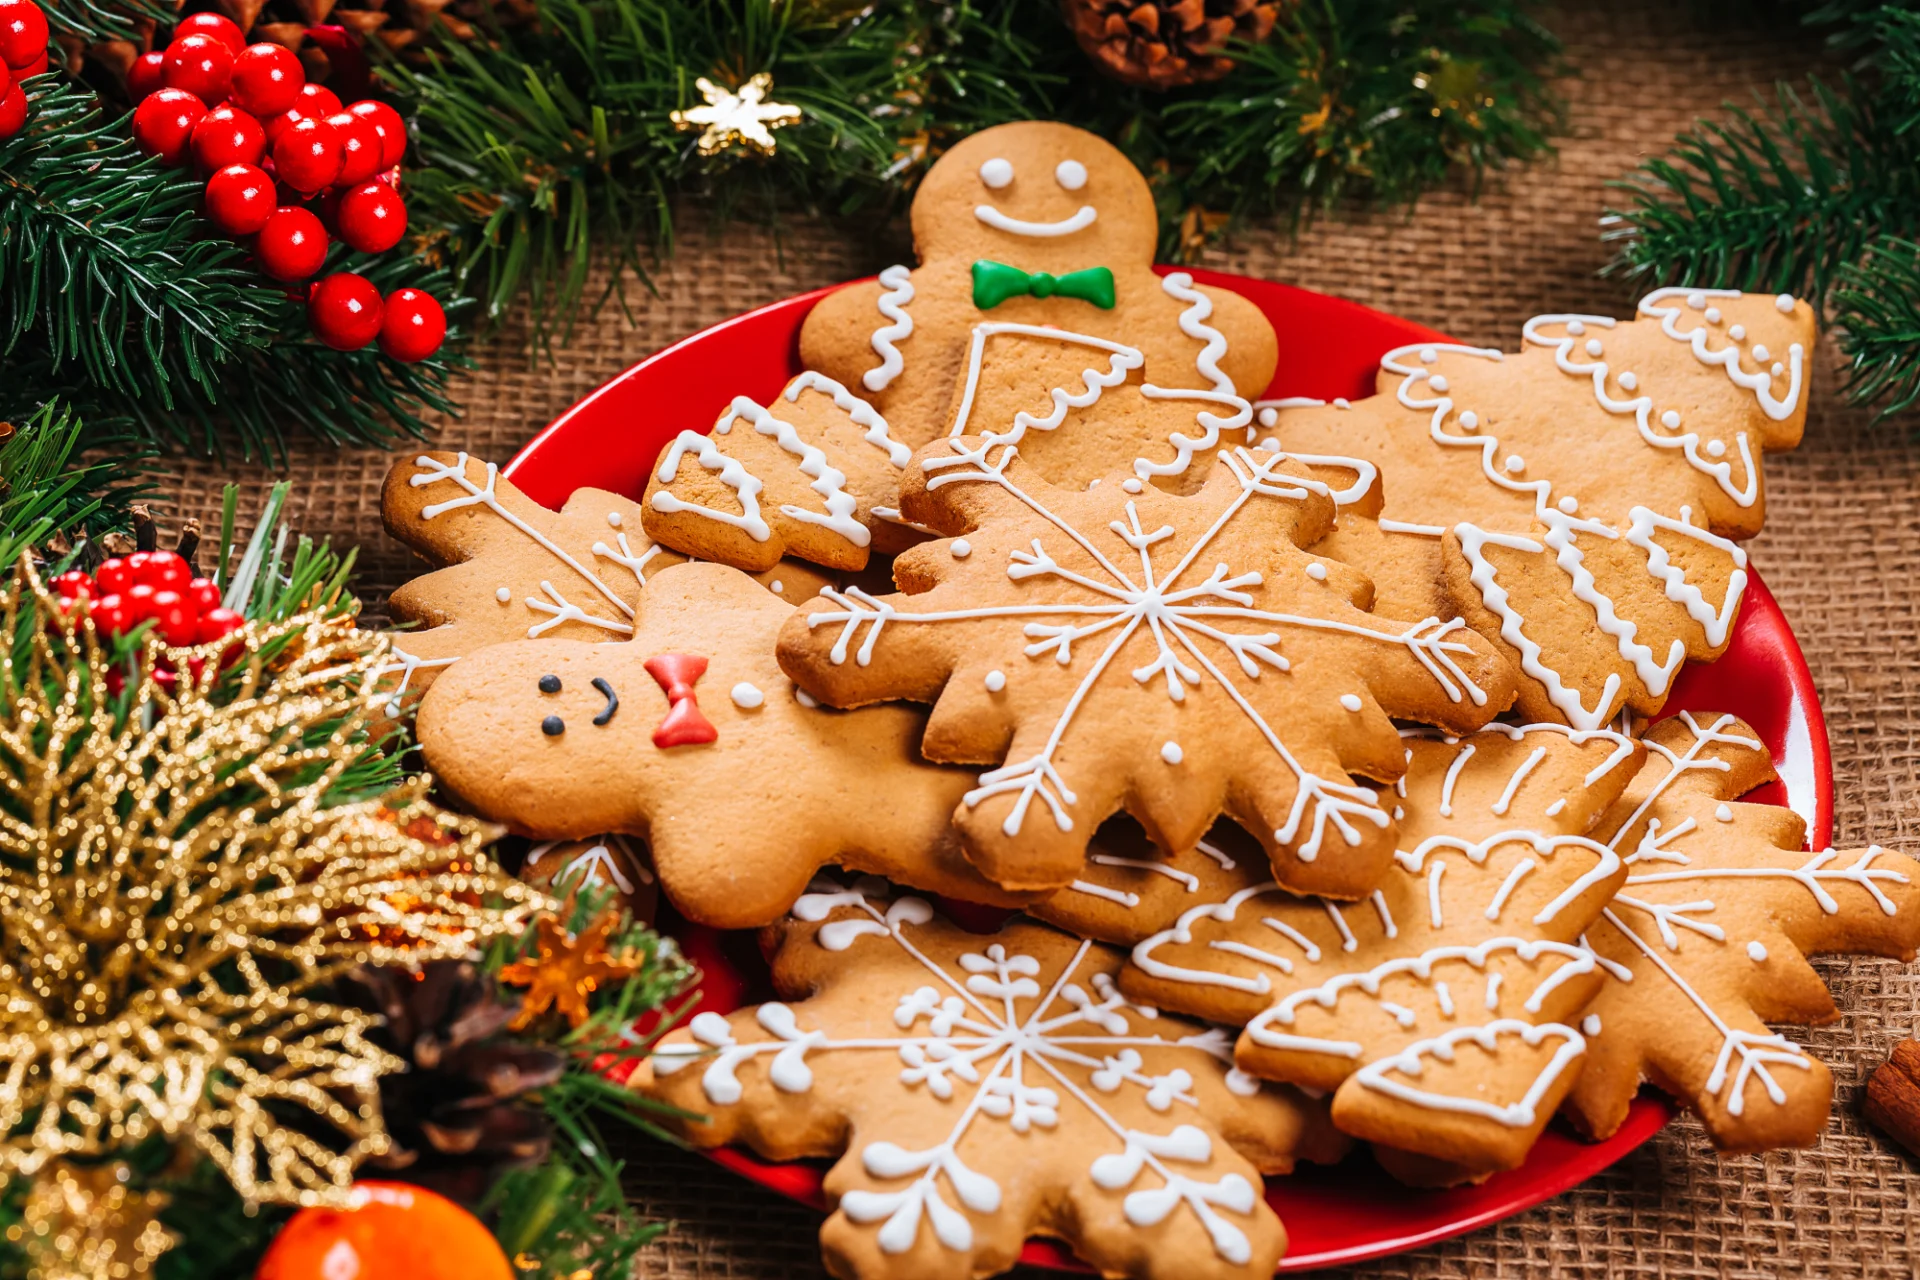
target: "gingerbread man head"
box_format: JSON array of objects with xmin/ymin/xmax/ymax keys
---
[{"xmin": 911, "ymin": 121, "xmax": 1158, "ymax": 271}]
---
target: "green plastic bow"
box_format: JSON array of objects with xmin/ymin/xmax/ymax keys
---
[{"xmin": 970, "ymin": 260, "xmax": 1116, "ymax": 311}]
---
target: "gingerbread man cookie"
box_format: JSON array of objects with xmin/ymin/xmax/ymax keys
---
[
  {"xmin": 776, "ymin": 438, "xmax": 1516, "ymax": 899},
  {"xmin": 379, "ymin": 451, "xmax": 830, "ymax": 704},
  {"xmin": 414, "ymin": 561, "xmax": 1034, "ymax": 929},
  {"xmin": 631, "ymin": 879, "xmax": 1348, "ymax": 1280},
  {"xmin": 799, "ymin": 121, "xmax": 1278, "ymax": 445},
  {"xmin": 1262, "ymin": 289, "xmax": 1814, "ymax": 730}
]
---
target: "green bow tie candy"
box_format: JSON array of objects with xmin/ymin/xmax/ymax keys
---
[{"xmin": 970, "ymin": 260, "xmax": 1117, "ymax": 311}]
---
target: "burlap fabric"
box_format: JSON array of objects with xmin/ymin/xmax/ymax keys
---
[{"xmin": 148, "ymin": 2, "xmax": 1920, "ymax": 1274}]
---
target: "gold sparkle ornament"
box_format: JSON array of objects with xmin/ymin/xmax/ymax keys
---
[
  {"xmin": 498, "ymin": 913, "xmax": 640, "ymax": 1029},
  {"xmin": 0, "ymin": 560, "xmax": 550, "ymax": 1208},
  {"xmin": 19, "ymin": 1160, "xmax": 175, "ymax": 1280},
  {"xmin": 670, "ymin": 73, "xmax": 802, "ymax": 156}
]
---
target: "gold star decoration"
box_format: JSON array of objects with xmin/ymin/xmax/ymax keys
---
[
  {"xmin": 499, "ymin": 913, "xmax": 641, "ymax": 1029},
  {"xmin": 670, "ymin": 73, "xmax": 802, "ymax": 156},
  {"xmin": 18, "ymin": 1160, "xmax": 176, "ymax": 1279},
  {"xmin": 0, "ymin": 560, "xmax": 547, "ymax": 1208}
]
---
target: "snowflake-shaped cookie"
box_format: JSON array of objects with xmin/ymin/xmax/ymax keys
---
[
  {"xmin": 379, "ymin": 451, "xmax": 828, "ymax": 705},
  {"xmin": 414, "ymin": 562, "xmax": 1031, "ymax": 929},
  {"xmin": 776, "ymin": 439, "xmax": 1517, "ymax": 899},
  {"xmin": 1569, "ymin": 712, "xmax": 1920, "ymax": 1151},
  {"xmin": 1264, "ymin": 289, "xmax": 1814, "ymax": 729},
  {"xmin": 632, "ymin": 880, "xmax": 1347, "ymax": 1280},
  {"xmin": 1110, "ymin": 723, "xmax": 1643, "ymax": 1175}
]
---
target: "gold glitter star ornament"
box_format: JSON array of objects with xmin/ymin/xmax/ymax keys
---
[
  {"xmin": 0, "ymin": 560, "xmax": 548, "ymax": 1208},
  {"xmin": 671, "ymin": 73, "xmax": 803, "ymax": 156}
]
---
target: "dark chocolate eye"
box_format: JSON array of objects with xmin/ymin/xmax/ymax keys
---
[
  {"xmin": 538, "ymin": 674, "xmax": 561, "ymax": 694},
  {"xmin": 541, "ymin": 715, "xmax": 565, "ymax": 736}
]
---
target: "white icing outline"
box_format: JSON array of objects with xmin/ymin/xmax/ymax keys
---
[
  {"xmin": 865, "ymin": 265, "xmax": 915, "ymax": 393},
  {"xmin": 1635, "ymin": 288, "xmax": 1804, "ymax": 423},
  {"xmin": 653, "ymin": 395, "xmax": 873, "ymax": 549},
  {"xmin": 973, "ymin": 204, "xmax": 1098, "ymax": 237}
]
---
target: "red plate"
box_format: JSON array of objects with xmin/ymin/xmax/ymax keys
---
[{"xmin": 507, "ymin": 271, "xmax": 1834, "ymax": 1271}]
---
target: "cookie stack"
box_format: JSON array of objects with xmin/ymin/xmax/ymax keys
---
[{"xmin": 385, "ymin": 122, "xmax": 1920, "ymax": 1279}]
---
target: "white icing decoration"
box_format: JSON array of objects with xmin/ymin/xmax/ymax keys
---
[
  {"xmin": 1306, "ymin": 563, "xmax": 1328, "ymax": 581},
  {"xmin": 368, "ymin": 644, "xmax": 458, "ymax": 716},
  {"xmin": 786, "ymin": 370, "xmax": 912, "ymax": 468},
  {"xmin": 793, "ymin": 685, "xmax": 819, "ymax": 708},
  {"xmin": 1091, "ymin": 854, "xmax": 1199, "ymax": 892},
  {"xmin": 1054, "ymin": 158, "xmax": 1087, "ymax": 190},
  {"xmin": 978, "ymin": 157, "xmax": 1012, "ymax": 188},
  {"xmin": 654, "ymin": 397, "xmax": 872, "ymax": 549},
  {"xmin": 593, "ymin": 530, "xmax": 663, "ymax": 589},
  {"xmin": 974, "ymin": 203, "xmax": 1097, "ymax": 237},
  {"xmin": 772, "ymin": 580, "xmax": 785, "ymax": 594},
  {"xmin": 1582, "ymin": 1014, "xmax": 1602, "ymax": 1035},
  {"xmin": 1775, "ymin": 294, "xmax": 1795, "ymax": 312},
  {"xmin": 1072, "ymin": 879, "xmax": 1141, "ymax": 908},
  {"xmin": 1160, "ymin": 272, "xmax": 1236, "ymax": 394},
  {"xmin": 984, "ymin": 669, "xmax": 1006, "ymax": 692},
  {"xmin": 1504, "ymin": 455, "xmax": 1525, "ymax": 473},
  {"xmin": 525, "ymin": 580, "xmax": 633, "ymax": 639},
  {"xmin": 1161, "ymin": 741, "xmax": 1183, "ymax": 765},
  {"xmin": 731, "ymin": 682, "xmax": 764, "ymax": 709},
  {"xmin": 1637, "ymin": 289, "xmax": 1804, "ymax": 423},
  {"xmin": 951, "ymin": 539, "xmax": 973, "ymax": 558},
  {"xmin": 651, "ymin": 430, "xmax": 770, "ymax": 540},
  {"xmin": 1557, "ymin": 496, "xmax": 1578, "ymax": 514},
  {"xmin": 495, "ymin": 586, "xmax": 512, "ymax": 603},
  {"xmin": 1339, "ymin": 694, "xmax": 1362, "ymax": 712},
  {"xmin": 606, "ymin": 511, "xmax": 622, "ymax": 527},
  {"xmin": 865, "ymin": 265, "xmax": 916, "ymax": 392},
  {"xmin": 1122, "ymin": 478, "xmax": 1144, "ymax": 494},
  {"xmin": 1715, "ymin": 803, "xmax": 1734, "ymax": 822},
  {"xmin": 1354, "ymin": 1019, "xmax": 1587, "ymax": 1127}
]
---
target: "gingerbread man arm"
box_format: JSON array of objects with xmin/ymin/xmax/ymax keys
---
[
  {"xmin": 800, "ymin": 279, "xmax": 895, "ymax": 400},
  {"xmin": 1192, "ymin": 283, "xmax": 1278, "ymax": 400}
]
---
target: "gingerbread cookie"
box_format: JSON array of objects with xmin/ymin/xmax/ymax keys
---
[
  {"xmin": 631, "ymin": 879, "xmax": 1348, "ymax": 1280},
  {"xmin": 1262, "ymin": 289, "xmax": 1814, "ymax": 730},
  {"xmin": 1568, "ymin": 712, "xmax": 1920, "ymax": 1151},
  {"xmin": 1114, "ymin": 723, "xmax": 1642, "ymax": 1174},
  {"xmin": 776, "ymin": 439, "xmax": 1516, "ymax": 899},
  {"xmin": 415, "ymin": 561, "xmax": 1034, "ymax": 929},
  {"xmin": 799, "ymin": 121, "xmax": 1278, "ymax": 445},
  {"xmin": 379, "ymin": 451, "xmax": 830, "ymax": 704},
  {"xmin": 642, "ymin": 372, "xmax": 923, "ymax": 573},
  {"xmin": 1028, "ymin": 817, "xmax": 1265, "ymax": 947}
]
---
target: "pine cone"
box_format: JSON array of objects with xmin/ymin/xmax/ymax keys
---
[
  {"xmin": 343, "ymin": 960, "xmax": 565, "ymax": 1206},
  {"xmin": 1062, "ymin": 0, "xmax": 1287, "ymax": 90}
]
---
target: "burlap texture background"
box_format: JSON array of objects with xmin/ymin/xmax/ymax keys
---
[{"xmin": 149, "ymin": 2, "xmax": 1920, "ymax": 1274}]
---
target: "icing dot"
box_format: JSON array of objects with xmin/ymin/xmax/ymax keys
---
[
  {"xmin": 731, "ymin": 682, "xmax": 764, "ymax": 709},
  {"xmin": 984, "ymin": 670, "xmax": 1006, "ymax": 692},
  {"xmin": 978, "ymin": 157, "xmax": 1013, "ymax": 188},
  {"xmin": 1715, "ymin": 803, "xmax": 1734, "ymax": 823},
  {"xmin": 1419, "ymin": 347, "xmax": 1438, "ymax": 364},
  {"xmin": 771, "ymin": 579, "xmax": 785, "ymax": 594},
  {"xmin": 1771, "ymin": 362, "xmax": 1785, "ymax": 377},
  {"xmin": 793, "ymin": 685, "xmax": 819, "ymax": 708},
  {"xmin": 1339, "ymin": 694, "xmax": 1363, "ymax": 712},
  {"xmin": 1706, "ymin": 439, "xmax": 1726, "ymax": 458},
  {"xmin": 951, "ymin": 539, "xmax": 973, "ymax": 558},
  {"xmin": 1257, "ymin": 438, "xmax": 1281, "ymax": 452},
  {"xmin": 1428, "ymin": 374, "xmax": 1449, "ymax": 392},
  {"xmin": 1054, "ymin": 158, "xmax": 1088, "ymax": 191},
  {"xmin": 1585, "ymin": 338, "xmax": 1603, "ymax": 357},
  {"xmin": 1686, "ymin": 291, "xmax": 1707, "ymax": 309},
  {"xmin": 1558, "ymin": 495, "xmax": 1579, "ymax": 514},
  {"xmin": 1504, "ymin": 455, "xmax": 1525, "ymax": 473},
  {"xmin": 1705, "ymin": 306, "xmax": 1722, "ymax": 324},
  {"xmin": 1566, "ymin": 319, "xmax": 1585, "ymax": 336},
  {"xmin": 1618, "ymin": 371, "xmax": 1638, "ymax": 391},
  {"xmin": 1121, "ymin": 478, "xmax": 1144, "ymax": 494},
  {"xmin": 1582, "ymin": 1014, "xmax": 1602, "ymax": 1036},
  {"xmin": 1161, "ymin": 741, "xmax": 1183, "ymax": 765},
  {"xmin": 1661, "ymin": 410, "xmax": 1682, "ymax": 429},
  {"xmin": 1752, "ymin": 344, "xmax": 1770, "ymax": 362},
  {"xmin": 541, "ymin": 714, "xmax": 565, "ymax": 737},
  {"xmin": 1775, "ymin": 293, "xmax": 1795, "ymax": 312},
  {"xmin": 606, "ymin": 512, "xmax": 622, "ymax": 528},
  {"xmin": 496, "ymin": 586, "xmax": 512, "ymax": 604},
  {"xmin": 1730, "ymin": 324, "xmax": 1746, "ymax": 340},
  {"xmin": 1747, "ymin": 941, "xmax": 1769, "ymax": 962},
  {"xmin": 1333, "ymin": 397, "xmax": 1351, "ymax": 409},
  {"xmin": 1257, "ymin": 407, "xmax": 1278, "ymax": 427},
  {"xmin": 538, "ymin": 674, "xmax": 562, "ymax": 694},
  {"xmin": 1457, "ymin": 411, "xmax": 1479, "ymax": 430},
  {"xmin": 1306, "ymin": 563, "xmax": 1328, "ymax": 581}
]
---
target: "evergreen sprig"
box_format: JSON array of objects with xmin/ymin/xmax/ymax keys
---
[
  {"xmin": 1832, "ymin": 236, "xmax": 1920, "ymax": 418},
  {"xmin": 0, "ymin": 402, "xmax": 146, "ymax": 567}
]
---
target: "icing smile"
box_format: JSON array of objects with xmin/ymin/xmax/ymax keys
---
[{"xmin": 973, "ymin": 204, "xmax": 1098, "ymax": 238}]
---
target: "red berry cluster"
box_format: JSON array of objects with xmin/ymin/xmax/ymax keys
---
[
  {"xmin": 53, "ymin": 551, "xmax": 245, "ymax": 690},
  {"xmin": 0, "ymin": 0, "xmax": 50, "ymax": 140},
  {"xmin": 126, "ymin": 14, "xmax": 446, "ymax": 361}
]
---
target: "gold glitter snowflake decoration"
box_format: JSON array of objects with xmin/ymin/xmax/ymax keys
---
[
  {"xmin": 0, "ymin": 562, "xmax": 547, "ymax": 1207},
  {"xmin": 671, "ymin": 73, "xmax": 802, "ymax": 155}
]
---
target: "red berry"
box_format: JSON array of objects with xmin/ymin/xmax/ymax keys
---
[
  {"xmin": 96, "ymin": 556, "xmax": 130, "ymax": 594},
  {"xmin": 186, "ymin": 576, "xmax": 221, "ymax": 615},
  {"xmin": 172, "ymin": 12, "xmax": 245, "ymax": 58},
  {"xmin": 53, "ymin": 569, "xmax": 95, "ymax": 600},
  {"xmin": 149, "ymin": 589, "xmax": 198, "ymax": 645},
  {"xmin": 197, "ymin": 606, "xmax": 244, "ymax": 644},
  {"xmin": 163, "ymin": 32, "xmax": 233, "ymax": 107},
  {"xmin": 138, "ymin": 550, "xmax": 191, "ymax": 591},
  {"xmin": 325, "ymin": 109, "xmax": 380, "ymax": 187},
  {"xmin": 334, "ymin": 179, "xmax": 405, "ymax": 253},
  {"xmin": 308, "ymin": 272, "xmax": 383, "ymax": 350},
  {"xmin": 132, "ymin": 88, "xmax": 206, "ymax": 165},
  {"xmin": 127, "ymin": 49, "xmax": 166, "ymax": 99},
  {"xmin": 0, "ymin": 81, "xmax": 23, "ymax": 140},
  {"xmin": 0, "ymin": 55, "xmax": 11, "ymax": 98},
  {"xmin": 190, "ymin": 103, "xmax": 264, "ymax": 173},
  {"xmin": 124, "ymin": 582, "xmax": 158, "ymax": 622},
  {"xmin": 205, "ymin": 162, "xmax": 274, "ymax": 235},
  {"xmin": 17, "ymin": 45, "xmax": 42, "ymax": 77},
  {"xmin": 294, "ymin": 81, "xmax": 340, "ymax": 116},
  {"xmin": 345, "ymin": 98, "xmax": 405, "ymax": 169},
  {"xmin": 229, "ymin": 42, "xmax": 302, "ymax": 117},
  {"xmin": 90, "ymin": 592, "xmax": 127, "ymax": 635},
  {"xmin": 378, "ymin": 287, "xmax": 446, "ymax": 363},
  {"xmin": 0, "ymin": 0, "xmax": 48, "ymax": 72},
  {"xmin": 272, "ymin": 114, "xmax": 340, "ymax": 194},
  {"xmin": 256, "ymin": 205, "xmax": 327, "ymax": 281}
]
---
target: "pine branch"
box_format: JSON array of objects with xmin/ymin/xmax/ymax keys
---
[
  {"xmin": 1832, "ymin": 235, "xmax": 1920, "ymax": 420},
  {"xmin": 36, "ymin": 0, "xmax": 174, "ymax": 45},
  {"xmin": 1602, "ymin": 75, "xmax": 1920, "ymax": 304},
  {"xmin": 0, "ymin": 401, "xmax": 147, "ymax": 567}
]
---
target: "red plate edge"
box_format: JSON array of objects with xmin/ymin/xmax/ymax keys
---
[{"xmin": 508, "ymin": 270, "xmax": 1835, "ymax": 1271}]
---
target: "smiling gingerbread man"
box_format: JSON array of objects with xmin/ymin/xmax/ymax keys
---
[{"xmin": 800, "ymin": 121, "xmax": 1279, "ymax": 448}]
